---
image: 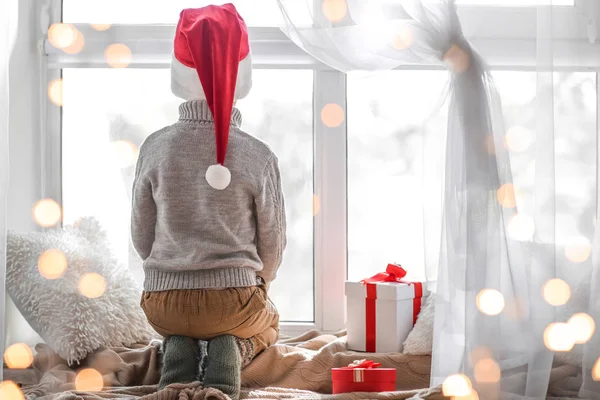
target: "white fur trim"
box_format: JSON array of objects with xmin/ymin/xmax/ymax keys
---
[
  {"xmin": 205, "ymin": 164, "xmax": 231, "ymax": 190},
  {"xmin": 171, "ymin": 53, "xmax": 252, "ymax": 101}
]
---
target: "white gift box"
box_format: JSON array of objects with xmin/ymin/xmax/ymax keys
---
[{"xmin": 345, "ymin": 279, "xmax": 428, "ymax": 353}]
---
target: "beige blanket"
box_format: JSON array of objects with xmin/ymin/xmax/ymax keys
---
[{"xmin": 19, "ymin": 331, "xmax": 443, "ymax": 400}]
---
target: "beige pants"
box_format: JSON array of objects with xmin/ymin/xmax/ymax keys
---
[{"xmin": 141, "ymin": 284, "xmax": 279, "ymax": 355}]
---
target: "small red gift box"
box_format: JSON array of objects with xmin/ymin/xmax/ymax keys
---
[{"xmin": 331, "ymin": 360, "xmax": 396, "ymax": 394}]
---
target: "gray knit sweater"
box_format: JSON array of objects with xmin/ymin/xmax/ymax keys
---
[{"xmin": 131, "ymin": 100, "xmax": 286, "ymax": 291}]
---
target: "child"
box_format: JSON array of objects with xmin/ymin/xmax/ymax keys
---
[{"xmin": 130, "ymin": 4, "xmax": 286, "ymax": 399}]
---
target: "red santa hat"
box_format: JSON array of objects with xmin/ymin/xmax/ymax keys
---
[{"xmin": 171, "ymin": 4, "xmax": 252, "ymax": 190}]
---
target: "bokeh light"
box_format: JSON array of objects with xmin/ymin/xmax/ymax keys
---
[
  {"xmin": 564, "ymin": 236, "xmax": 592, "ymax": 263},
  {"xmin": 105, "ymin": 44, "xmax": 133, "ymax": 68},
  {"xmin": 476, "ymin": 289, "xmax": 505, "ymax": 316},
  {"xmin": 593, "ymin": 357, "xmax": 600, "ymax": 381},
  {"xmin": 451, "ymin": 391, "xmax": 479, "ymax": 400},
  {"xmin": 111, "ymin": 140, "xmax": 139, "ymax": 168},
  {"xmin": 497, "ymin": 183, "xmax": 517, "ymax": 209},
  {"xmin": 507, "ymin": 214, "xmax": 535, "ymax": 242},
  {"xmin": 474, "ymin": 358, "xmax": 501, "ymax": 383},
  {"xmin": 313, "ymin": 194, "xmax": 321, "ymax": 216},
  {"xmin": 322, "ymin": 0, "xmax": 348, "ymax": 23},
  {"xmin": 443, "ymin": 44, "xmax": 470, "ymax": 74},
  {"xmin": 33, "ymin": 198, "xmax": 62, "ymax": 227},
  {"xmin": 542, "ymin": 278, "xmax": 571, "ymax": 306},
  {"xmin": 504, "ymin": 126, "xmax": 534, "ymax": 152},
  {"xmin": 62, "ymin": 28, "xmax": 85, "ymax": 55},
  {"xmin": 442, "ymin": 374, "xmax": 473, "ymax": 397},
  {"xmin": 504, "ymin": 296, "xmax": 526, "ymax": 321},
  {"xmin": 79, "ymin": 273, "xmax": 107, "ymax": 299},
  {"xmin": 75, "ymin": 368, "xmax": 103, "ymax": 391},
  {"xmin": 391, "ymin": 24, "xmax": 414, "ymax": 50},
  {"xmin": 0, "ymin": 381, "xmax": 24, "ymax": 400},
  {"xmin": 568, "ymin": 313, "xmax": 595, "ymax": 344},
  {"xmin": 470, "ymin": 346, "xmax": 493, "ymax": 364},
  {"xmin": 48, "ymin": 79, "xmax": 63, "ymax": 107},
  {"xmin": 544, "ymin": 322, "xmax": 576, "ymax": 352},
  {"xmin": 4, "ymin": 343, "xmax": 33, "ymax": 369},
  {"xmin": 321, "ymin": 103, "xmax": 345, "ymax": 128},
  {"xmin": 48, "ymin": 23, "xmax": 77, "ymax": 49},
  {"xmin": 91, "ymin": 24, "xmax": 112, "ymax": 31},
  {"xmin": 38, "ymin": 249, "xmax": 68, "ymax": 280},
  {"xmin": 484, "ymin": 135, "xmax": 497, "ymax": 155}
]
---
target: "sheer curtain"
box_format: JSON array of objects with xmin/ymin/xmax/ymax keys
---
[
  {"xmin": 276, "ymin": 0, "xmax": 598, "ymax": 397},
  {"xmin": 1, "ymin": 0, "xmax": 16, "ymax": 383}
]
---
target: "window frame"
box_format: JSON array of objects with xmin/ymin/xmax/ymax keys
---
[{"xmin": 41, "ymin": 3, "xmax": 597, "ymax": 335}]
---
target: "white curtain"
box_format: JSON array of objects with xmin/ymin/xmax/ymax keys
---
[
  {"xmin": 276, "ymin": 0, "xmax": 598, "ymax": 397},
  {"xmin": 1, "ymin": 0, "xmax": 16, "ymax": 384}
]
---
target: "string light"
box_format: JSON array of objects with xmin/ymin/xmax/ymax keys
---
[
  {"xmin": 593, "ymin": 357, "xmax": 600, "ymax": 381},
  {"xmin": 322, "ymin": 0, "xmax": 348, "ymax": 23},
  {"xmin": 391, "ymin": 24, "xmax": 414, "ymax": 50},
  {"xmin": 443, "ymin": 45, "xmax": 470, "ymax": 74},
  {"xmin": 3, "ymin": 343, "xmax": 33, "ymax": 369},
  {"xmin": 48, "ymin": 23, "xmax": 77, "ymax": 49},
  {"xmin": 0, "ymin": 381, "xmax": 24, "ymax": 400},
  {"xmin": 105, "ymin": 44, "xmax": 133, "ymax": 68},
  {"xmin": 564, "ymin": 236, "xmax": 592, "ymax": 263},
  {"xmin": 452, "ymin": 389, "xmax": 479, "ymax": 400},
  {"xmin": 79, "ymin": 273, "xmax": 107, "ymax": 299},
  {"xmin": 48, "ymin": 79, "xmax": 63, "ymax": 107},
  {"xmin": 62, "ymin": 28, "xmax": 85, "ymax": 55},
  {"xmin": 476, "ymin": 289, "xmax": 505, "ymax": 316},
  {"xmin": 313, "ymin": 194, "xmax": 321, "ymax": 216},
  {"xmin": 507, "ymin": 214, "xmax": 535, "ymax": 242},
  {"xmin": 90, "ymin": 24, "xmax": 112, "ymax": 31},
  {"xmin": 484, "ymin": 135, "xmax": 496, "ymax": 155},
  {"xmin": 38, "ymin": 249, "xmax": 68, "ymax": 280},
  {"xmin": 568, "ymin": 313, "xmax": 595, "ymax": 344},
  {"xmin": 32, "ymin": 199, "xmax": 62, "ymax": 227},
  {"xmin": 470, "ymin": 346, "xmax": 492, "ymax": 364},
  {"xmin": 542, "ymin": 278, "xmax": 570, "ymax": 306},
  {"xmin": 321, "ymin": 103, "xmax": 345, "ymax": 128},
  {"xmin": 544, "ymin": 322, "xmax": 575, "ymax": 352},
  {"xmin": 111, "ymin": 140, "xmax": 139, "ymax": 168},
  {"xmin": 497, "ymin": 184, "xmax": 517, "ymax": 209},
  {"xmin": 75, "ymin": 368, "xmax": 103, "ymax": 391},
  {"xmin": 442, "ymin": 374, "xmax": 472, "ymax": 397},
  {"xmin": 474, "ymin": 358, "xmax": 501, "ymax": 383},
  {"xmin": 504, "ymin": 296, "xmax": 526, "ymax": 321},
  {"xmin": 504, "ymin": 126, "xmax": 534, "ymax": 152}
]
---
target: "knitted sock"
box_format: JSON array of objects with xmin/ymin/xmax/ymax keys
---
[
  {"xmin": 158, "ymin": 336, "xmax": 200, "ymax": 390},
  {"xmin": 203, "ymin": 335, "xmax": 242, "ymax": 400},
  {"xmin": 234, "ymin": 337, "xmax": 255, "ymax": 369}
]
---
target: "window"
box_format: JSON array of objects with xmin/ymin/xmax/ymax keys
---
[
  {"xmin": 347, "ymin": 71, "xmax": 597, "ymax": 283},
  {"xmin": 62, "ymin": 0, "xmax": 314, "ymax": 26},
  {"xmin": 46, "ymin": 0, "xmax": 594, "ymax": 333},
  {"xmin": 62, "ymin": 68, "xmax": 314, "ymax": 323}
]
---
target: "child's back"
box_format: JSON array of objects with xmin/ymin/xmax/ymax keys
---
[{"xmin": 132, "ymin": 100, "xmax": 285, "ymax": 291}]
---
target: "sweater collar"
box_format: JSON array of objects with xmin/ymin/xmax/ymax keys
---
[{"xmin": 178, "ymin": 100, "xmax": 242, "ymax": 127}]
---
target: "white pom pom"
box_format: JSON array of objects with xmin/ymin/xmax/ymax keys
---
[{"xmin": 205, "ymin": 164, "xmax": 231, "ymax": 190}]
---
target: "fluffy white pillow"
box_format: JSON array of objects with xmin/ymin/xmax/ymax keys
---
[
  {"xmin": 6, "ymin": 217, "xmax": 154, "ymax": 364},
  {"xmin": 402, "ymin": 293, "xmax": 435, "ymax": 355}
]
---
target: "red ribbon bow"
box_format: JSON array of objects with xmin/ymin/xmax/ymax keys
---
[
  {"xmin": 345, "ymin": 359, "xmax": 382, "ymax": 369},
  {"xmin": 359, "ymin": 263, "xmax": 423, "ymax": 353},
  {"xmin": 361, "ymin": 263, "xmax": 407, "ymax": 284}
]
